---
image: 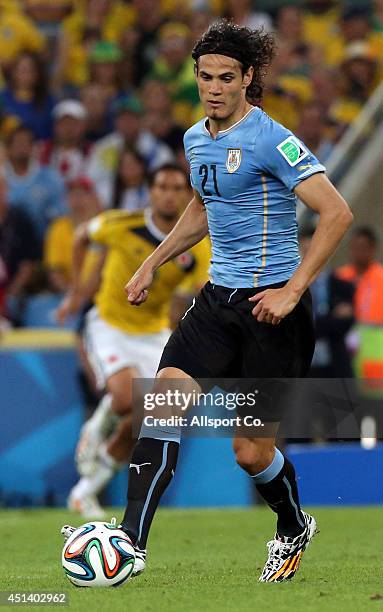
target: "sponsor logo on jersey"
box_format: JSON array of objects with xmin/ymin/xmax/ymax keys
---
[
  {"xmin": 277, "ymin": 136, "xmax": 309, "ymax": 167},
  {"xmin": 226, "ymin": 148, "xmax": 242, "ymax": 173}
]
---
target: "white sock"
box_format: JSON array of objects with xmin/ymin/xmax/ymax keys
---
[
  {"xmin": 86, "ymin": 393, "xmax": 118, "ymax": 437},
  {"xmin": 72, "ymin": 444, "xmax": 123, "ymax": 498}
]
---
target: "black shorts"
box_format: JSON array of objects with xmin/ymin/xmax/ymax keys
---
[{"xmin": 158, "ymin": 281, "xmax": 315, "ymax": 422}]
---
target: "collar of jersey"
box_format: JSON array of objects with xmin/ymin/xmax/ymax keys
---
[
  {"xmin": 203, "ymin": 105, "xmax": 258, "ymax": 139},
  {"xmin": 5, "ymin": 160, "xmax": 40, "ymax": 182},
  {"xmin": 144, "ymin": 208, "xmax": 168, "ymax": 242}
]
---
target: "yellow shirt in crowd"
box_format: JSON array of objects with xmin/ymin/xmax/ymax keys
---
[
  {"xmin": 0, "ymin": 4, "xmax": 44, "ymax": 65},
  {"xmin": 87, "ymin": 209, "xmax": 211, "ymax": 334},
  {"xmin": 303, "ymin": 5, "xmax": 340, "ymax": 50},
  {"xmin": 62, "ymin": 1, "xmax": 135, "ymax": 86}
]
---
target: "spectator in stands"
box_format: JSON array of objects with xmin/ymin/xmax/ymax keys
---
[
  {"xmin": 310, "ymin": 66, "xmax": 338, "ymax": 113},
  {"xmin": 263, "ymin": 62, "xmax": 302, "ymax": 132},
  {"xmin": 129, "ymin": 0, "xmax": 163, "ymax": 86},
  {"xmin": 110, "ymin": 147, "xmax": 149, "ymax": 211},
  {"xmin": 372, "ymin": 0, "xmax": 383, "ymax": 33},
  {"xmin": 276, "ymin": 5, "xmax": 305, "ymax": 51},
  {"xmin": 88, "ymin": 41, "xmax": 128, "ymax": 119},
  {"xmin": 295, "ymin": 102, "xmax": 334, "ymax": 163},
  {"xmin": 0, "ymin": 173, "xmax": 39, "ymax": 321},
  {"xmin": 330, "ymin": 42, "xmax": 379, "ymax": 131},
  {"xmin": 300, "ymin": 228, "xmax": 355, "ymax": 378},
  {"xmin": 24, "ymin": 1, "xmax": 73, "ymax": 37},
  {"xmin": 4, "ymin": 125, "xmax": 66, "ymax": 244},
  {"xmin": 273, "ymin": 5, "xmax": 314, "ymax": 105},
  {"xmin": 326, "ymin": 6, "xmax": 383, "ymax": 68},
  {"xmin": 57, "ymin": 0, "xmax": 135, "ymax": 89},
  {"xmin": 189, "ymin": 9, "xmax": 214, "ymax": 48},
  {"xmin": 141, "ymin": 79, "xmax": 184, "ymax": 151},
  {"xmin": 39, "ymin": 100, "xmax": 91, "ymax": 183},
  {"xmin": 150, "ymin": 23, "xmax": 198, "ymax": 128},
  {"xmin": 24, "ymin": 1, "xmax": 73, "ymax": 69},
  {"xmin": 0, "ymin": 2, "xmax": 45, "ymax": 70},
  {"xmin": 86, "ymin": 96, "xmax": 173, "ymax": 206},
  {"xmin": 224, "ymin": 0, "xmax": 272, "ymax": 31},
  {"xmin": 1, "ymin": 52, "xmax": 56, "ymax": 140},
  {"xmin": 337, "ymin": 227, "xmax": 383, "ymax": 325},
  {"xmin": 44, "ymin": 176, "xmax": 101, "ymax": 293},
  {"xmin": 303, "ymin": 0, "xmax": 340, "ymax": 51},
  {"xmin": 80, "ymin": 83, "xmax": 111, "ymax": 142}
]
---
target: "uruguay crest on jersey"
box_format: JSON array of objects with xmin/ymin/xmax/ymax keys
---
[{"xmin": 226, "ymin": 148, "xmax": 242, "ymax": 173}]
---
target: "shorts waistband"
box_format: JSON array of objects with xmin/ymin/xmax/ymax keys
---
[{"xmin": 207, "ymin": 280, "xmax": 288, "ymax": 303}]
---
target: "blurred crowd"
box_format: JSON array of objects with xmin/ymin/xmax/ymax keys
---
[{"xmin": 0, "ymin": 0, "xmax": 383, "ymax": 330}]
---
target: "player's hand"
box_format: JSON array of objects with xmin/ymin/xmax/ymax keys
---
[
  {"xmin": 125, "ymin": 264, "xmax": 154, "ymax": 306},
  {"xmin": 249, "ymin": 286, "xmax": 301, "ymax": 325},
  {"xmin": 56, "ymin": 292, "xmax": 82, "ymax": 325}
]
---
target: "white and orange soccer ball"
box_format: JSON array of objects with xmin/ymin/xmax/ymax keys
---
[{"xmin": 62, "ymin": 519, "xmax": 135, "ymax": 587}]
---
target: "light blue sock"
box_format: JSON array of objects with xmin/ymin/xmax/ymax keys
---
[
  {"xmin": 251, "ymin": 448, "xmax": 284, "ymax": 484},
  {"xmin": 139, "ymin": 420, "xmax": 181, "ymax": 443}
]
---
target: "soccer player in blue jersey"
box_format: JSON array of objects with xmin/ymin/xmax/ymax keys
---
[{"xmin": 122, "ymin": 21, "xmax": 352, "ymax": 581}]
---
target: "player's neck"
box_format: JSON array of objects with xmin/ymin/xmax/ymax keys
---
[
  {"xmin": 151, "ymin": 210, "xmax": 178, "ymax": 235},
  {"xmin": 207, "ymin": 100, "xmax": 254, "ymax": 138}
]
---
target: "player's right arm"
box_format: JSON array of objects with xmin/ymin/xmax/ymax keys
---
[
  {"xmin": 55, "ymin": 223, "xmax": 92, "ymax": 324},
  {"xmin": 125, "ymin": 191, "xmax": 208, "ymax": 305},
  {"xmin": 56, "ymin": 216, "xmax": 107, "ymax": 324}
]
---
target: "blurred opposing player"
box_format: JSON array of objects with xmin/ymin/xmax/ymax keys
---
[
  {"xmin": 118, "ymin": 21, "xmax": 353, "ymax": 581},
  {"xmin": 57, "ymin": 163, "xmax": 210, "ymax": 517}
]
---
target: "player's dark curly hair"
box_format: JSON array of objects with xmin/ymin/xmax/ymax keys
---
[{"xmin": 192, "ymin": 19, "xmax": 275, "ymax": 103}]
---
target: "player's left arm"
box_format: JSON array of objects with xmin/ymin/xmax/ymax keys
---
[{"xmin": 250, "ymin": 173, "xmax": 353, "ymax": 324}]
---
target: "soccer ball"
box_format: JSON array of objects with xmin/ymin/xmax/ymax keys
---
[{"xmin": 62, "ymin": 520, "xmax": 136, "ymax": 587}]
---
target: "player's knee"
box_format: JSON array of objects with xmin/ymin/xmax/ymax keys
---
[{"xmin": 234, "ymin": 439, "xmax": 275, "ymax": 474}]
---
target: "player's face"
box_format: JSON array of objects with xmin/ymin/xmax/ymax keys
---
[
  {"xmin": 7, "ymin": 131, "xmax": 34, "ymax": 164},
  {"xmin": 350, "ymin": 236, "xmax": 376, "ymax": 267},
  {"xmin": 55, "ymin": 116, "xmax": 85, "ymax": 144},
  {"xmin": 196, "ymin": 54, "xmax": 253, "ymax": 122},
  {"xmin": 150, "ymin": 170, "xmax": 189, "ymax": 220}
]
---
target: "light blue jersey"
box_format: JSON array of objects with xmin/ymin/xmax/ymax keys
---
[{"xmin": 184, "ymin": 106, "xmax": 325, "ymax": 288}]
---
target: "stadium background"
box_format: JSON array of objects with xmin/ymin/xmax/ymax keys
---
[{"xmin": 0, "ymin": 0, "xmax": 382, "ymax": 515}]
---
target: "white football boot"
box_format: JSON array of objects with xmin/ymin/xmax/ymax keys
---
[
  {"xmin": 67, "ymin": 489, "xmax": 106, "ymax": 520},
  {"xmin": 131, "ymin": 547, "xmax": 146, "ymax": 577},
  {"xmin": 76, "ymin": 394, "xmax": 117, "ymax": 477},
  {"xmin": 259, "ymin": 512, "xmax": 318, "ymax": 582}
]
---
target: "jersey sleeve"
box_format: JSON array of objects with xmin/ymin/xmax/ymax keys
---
[
  {"xmin": 87, "ymin": 212, "xmax": 113, "ymax": 246},
  {"xmin": 176, "ymin": 238, "xmax": 211, "ymax": 294},
  {"xmin": 258, "ymin": 118, "xmax": 326, "ymax": 192},
  {"xmin": 183, "ymin": 130, "xmax": 198, "ymax": 191}
]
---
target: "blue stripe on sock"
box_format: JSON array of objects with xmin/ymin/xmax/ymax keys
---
[
  {"xmin": 282, "ymin": 475, "xmax": 305, "ymax": 528},
  {"xmin": 252, "ymin": 448, "xmax": 284, "ymax": 484}
]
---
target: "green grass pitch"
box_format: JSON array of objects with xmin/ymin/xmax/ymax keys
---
[{"xmin": 1, "ymin": 507, "xmax": 382, "ymax": 612}]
